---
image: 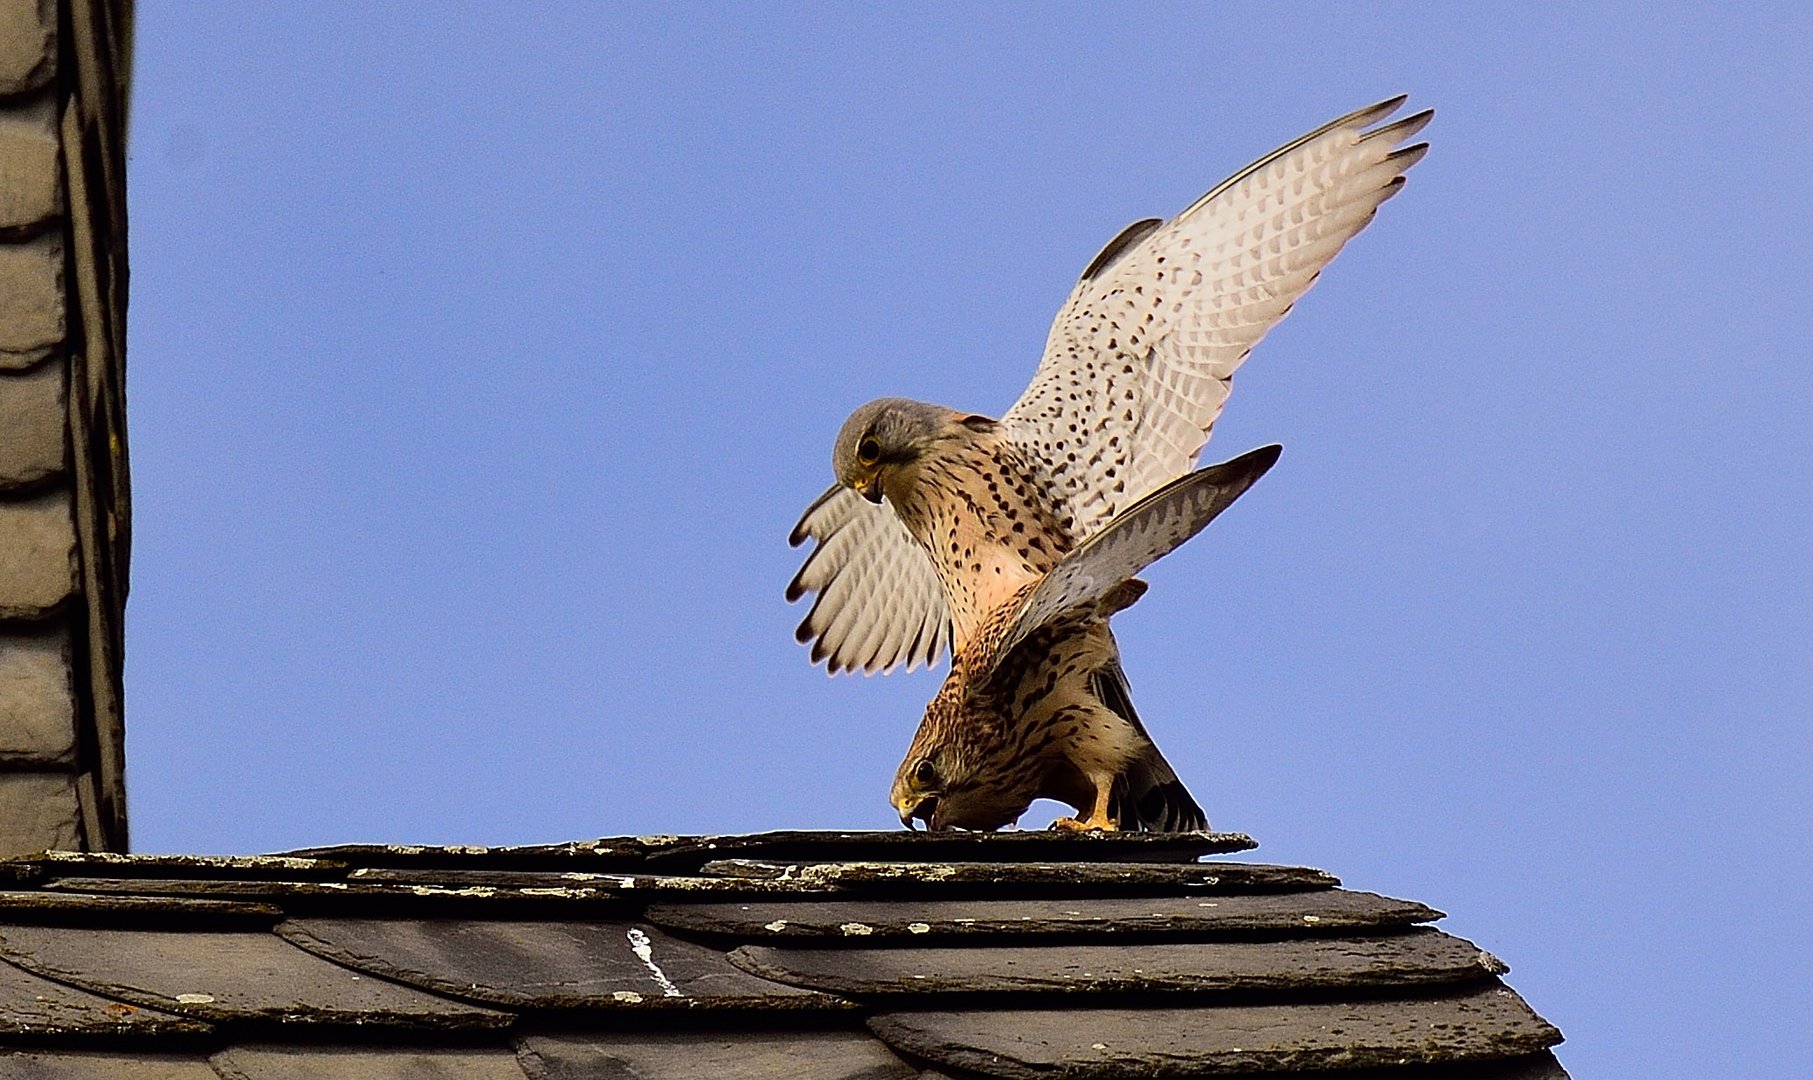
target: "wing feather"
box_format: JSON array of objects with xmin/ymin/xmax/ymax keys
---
[
  {"xmin": 1002, "ymin": 98, "xmax": 1430, "ymax": 541},
  {"xmin": 976, "ymin": 445, "xmax": 1281, "ymax": 683},
  {"xmin": 788, "ymin": 484, "xmax": 951, "ymax": 674}
]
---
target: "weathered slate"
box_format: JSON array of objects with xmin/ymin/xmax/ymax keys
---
[
  {"xmin": 0, "ymin": 890, "xmax": 281, "ymax": 923},
  {"xmin": 42, "ymin": 872, "xmax": 825, "ymax": 909},
  {"xmin": 0, "ymin": 1050, "xmax": 219, "ymax": 1079},
  {"xmin": 0, "ymin": 625, "xmax": 76, "ymax": 765},
  {"xmin": 640, "ymin": 830, "xmax": 1255, "ymax": 869},
  {"xmin": 0, "ymin": 490, "xmax": 76, "ymax": 618},
  {"xmin": 279, "ymin": 836, "xmax": 680, "ymax": 870},
  {"xmin": 30, "ymin": 852, "xmax": 349, "ymax": 877},
  {"xmin": 0, "ymin": 772, "xmax": 79, "ymax": 858},
  {"xmin": 869, "ymin": 986, "xmax": 1563, "ymax": 1078},
  {"xmin": 343, "ymin": 866, "xmax": 826, "ymax": 896},
  {"xmin": 732, "ymin": 927, "xmax": 1504, "ymax": 998},
  {"xmin": 648, "ymin": 889, "xmax": 1440, "ymax": 942},
  {"xmin": 0, "ymin": 948, "xmax": 211, "ymax": 1036},
  {"xmin": 0, "ymin": 234, "xmax": 64, "ymax": 369},
  {"xmin": 0, "ymin": 92, "xmax": 62, "ymax": 231},
  {"xmin": 700, "ymin": 859, "xmax": 1337, "ymax": 894},
  {"xmin": 278, "ymin": 918, "xmax": 847, "ymax": 1011},
  {"xmin": 0, "ymin": 0, "xmax": 57, "ymax": 96},
  {"xmin": 516, "ymin": 1029, "xmax": 917, "ymax": 1079},
  {"xmin": 211, "ymin": 1045, "xmax": 529, "ymax": 1080},
  {"xmin": 39, "ymin": 876, "xmax": 634, "ymax": 907},
  {"xmin": 0, "ymin": 924, "xmax": 510, "ymax": 1029},
  {"xmin": 0, "ymin": 345, "xmax": 64, "ymax": 491}
]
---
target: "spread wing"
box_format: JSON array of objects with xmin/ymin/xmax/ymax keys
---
[
  {"xmin": 1002, "ymin": 96, "xmax": 1430, "ymax": 542},
  {"xmin": 976, "ymin": 445, "xmax": 1280, "ymax": 684},
  {"xmin": 787, "ymin": 484, "xmax": 950, "ymax": 674}
]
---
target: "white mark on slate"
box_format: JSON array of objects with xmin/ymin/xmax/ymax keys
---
[
  {"xmin": 175, "ymin": 993, "xmax": 214, "ymax": 1005},
  {"xmin": 839, "ymin": 922, "xmax": 874, "ymax": 936},
  {"xmin": 907, "ymin": 922, "xmax": 932, "ymax": 935},
  {"xmin": 613, "ymin": 990, "xmax": 643, "ymax": 1003},
  {"xmin": 625, "ymin": 928, "xmax": 683, "ymax": 997},
  {"xmin": 764, "ymin": 920, "xmax": 788, "ymax": 932}
]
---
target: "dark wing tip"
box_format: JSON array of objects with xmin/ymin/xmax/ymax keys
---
[
  {"xmin": 1386, "ymin": 142, "xmax": 1431, "ymax": 168},
  {"xmin": 1360, "ymin": 108, "xmax": 1434, "ymax": 146},
  {"xmin": 1240, "ymin": 442, "xmax": 1284, "ymax": 478}
]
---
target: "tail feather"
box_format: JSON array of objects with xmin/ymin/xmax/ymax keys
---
[{"xmin": 1092, "ymin": 660, "xmax": 1207, "ymax": 833}]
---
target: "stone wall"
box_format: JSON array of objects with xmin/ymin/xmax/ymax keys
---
[{"xmin": 0, "ymin": 0, "xmax": 130, "ymax": 854}]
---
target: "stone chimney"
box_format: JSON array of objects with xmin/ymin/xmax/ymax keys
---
[{"xmin": 0, "ymin": 0, "xmax": 131, "ymax": 854}]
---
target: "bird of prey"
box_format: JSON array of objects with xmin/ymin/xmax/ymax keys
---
[
  {"xmin": 890, "ymin": 447, "xmax": 1280, "ymax": 831},
  {"xmin": 788, "ymin": 97, "xmax": 1431, "ymax": 826}
]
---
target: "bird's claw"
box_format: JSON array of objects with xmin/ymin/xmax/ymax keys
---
[{"xmin": 1048, "ymin": 816, "xmax": 1114, "ymax": 833}]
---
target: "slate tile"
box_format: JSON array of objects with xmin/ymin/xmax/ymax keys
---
[
  {"xmin": 701, "ymin": 859, "xmax": 1338, "ymax": 894},
  {"xmin": 0, "ymin": 0, "xmax": 57, "ymax": 95},
  {"xmin": 343, "ymin": 867, "xmax": 829, "ymax": 896},
  {"xmin": 29, "ymin": 852, "xmax": 349, "ymax": 878},
  {"xmin": 280, "ymin": 838, "xmax": 667, "ymax": 871},
  {"xmin": 277, "ymin": 918, "xmax": 847, "ymax": 1012},
  {"xmin": 870, "ymin": 985, "xmax": 1563, "ymax": 1078},
  {"xmin": 0, "ymin": 1050, "xmax": 218, "ymax": 1079},
  {"xmin": 0, "ymin": 772, "xmax": 79, "ymax": 857},
  {"xmin": 38, "ymin": 874, "xmax": 817, "ymax": 916},
  {"xmin": 39, "ymin": 876, "xmax": 635, "ymax": 911},
  {"xmin": 0, "ymin": 953, "xmax": 209, "ymax": 1036},
  {"xmin": 732, "ymin": 927, "xmax": 1505, "ymax": 998},
  {"xmin": 0, "ymin": 890, "xmax": 281, "ymax": 923},
  {"xmin": 0, "ymin": 340, "xmax": 64, "ymax": 491},
  {"xmin": 0, "ymin": 490, "xmax": 76, "ymax": 618},
  {"xmin": 639, "ymin": 830, "xmax": 1256, "ymax": 869},
  {"xmin": 211, "ymin": 1045, "xmax": 530, "ymax": 1080},
  {"xmin": 0, "ymin": 924, "xmax": 510, "ymax": 1029},
  {"xmin": 648, "ymin": 889, "xmax": 1440, "ymax": 942},
  {"xmin": 0, "ymin": 91, "xmax": 62, "ymax": 231},
  {"xmin": 0, "ymin": 235, "xmax": 64, "ymax": 369},
  {"xmin": 515, "ymin": 1029, "xmax": 917, "ymax": 1079},
  {"xmin": 0, "ymin": 625, "xmax": 76, "ymax": 765}
]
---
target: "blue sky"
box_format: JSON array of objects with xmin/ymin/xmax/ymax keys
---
[{"xmin": 123, "ymin": 6, "xmax": 1809, "ymax": 1076}]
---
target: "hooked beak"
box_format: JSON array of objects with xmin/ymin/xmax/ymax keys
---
[
  {"xmin": 900, "ymin": 796, "xmax": 940, "ymax": 831},
  {"xmin": 852, "ymin": 472, "xmax": 883, "ymax": 504}
]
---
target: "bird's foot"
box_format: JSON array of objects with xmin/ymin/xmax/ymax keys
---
[{"xmin": 1048, "ymin": 815, "xmax": 1116, "ymax": 833}]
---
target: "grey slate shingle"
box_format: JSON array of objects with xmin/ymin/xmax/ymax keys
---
[
  {"xmin": 0, "ymin": 90, "xmax": 60, "ymax": 230},
  {"xmin": 0, "ymin": 831, "xmax": 1566, "ymax": 1078},
  {"xmin": 0, "ymin": 233, "xmax": 63, "ymax": 370},
  {"xmin": 0, "ymin": 625, "xmax": 77, "ymax": 765},
  {"xmin": 0, "ymin": 0, "xmax": 56, "ymax": 97},
  {"xmin": 0, "ymin": 360, "xmax": 67, "ymax": 491},
  {"xmin": 0, "ymin": 492, "xmax": 76, "ymax": 619}
]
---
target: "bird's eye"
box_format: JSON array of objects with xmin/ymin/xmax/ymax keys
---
[
  {"xmin": 857, "ymin": 437, "xmax": 882, "ymax": 466},
  {"xmin": 913, "ymin": 759, "xmax": 938, "ymax": 787}
]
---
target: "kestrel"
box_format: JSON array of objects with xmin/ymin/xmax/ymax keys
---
[
  {"xmin": 788, "ymin": 97, "xmax": 1430, "ymax": 825},
  {"xmin": 889, "ymin": 447, "xmax": 1280, "ymax": 832}
]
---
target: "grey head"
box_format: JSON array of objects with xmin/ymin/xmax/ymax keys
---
[{"xmin": 832, "ymin": 397, "xmax": 981, "ymax": 503}]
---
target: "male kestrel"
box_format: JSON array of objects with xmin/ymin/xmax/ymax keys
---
[
  {"xmin": 789, "ymin": 97, "xmax": 1431, "ymax": 826},
  {"xmin": 889, "ymin": 447, "xmax": 1280, "ymax": 832}
]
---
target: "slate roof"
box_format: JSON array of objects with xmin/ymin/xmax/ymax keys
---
[
  {"xmin": 0, "ymin": 0, "xmax": 133, "ymax": 856},
  {"xmin": 0, "ymin": 831, "xmax": 1567, "ymax": 1077}
]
